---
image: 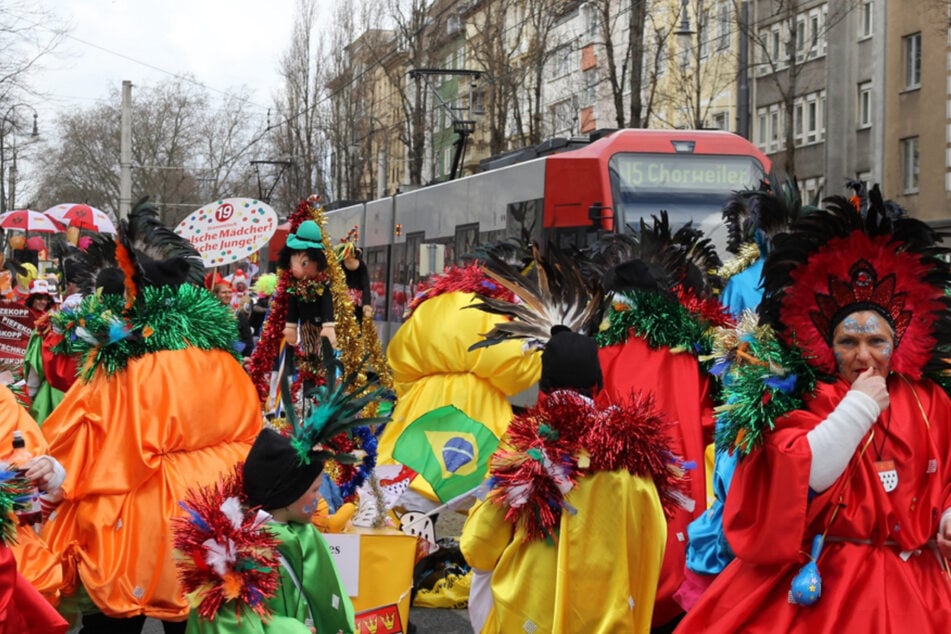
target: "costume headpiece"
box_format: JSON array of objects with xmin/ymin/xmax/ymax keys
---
[
  {"xmin": 243, "ymin": 338, "xmax": 392, "ymax": 510},
  {"xmin": 230, "ymin": 269, "xmax": 248, "ymax": 290},
  {"xmin": 759, "ymin": 195, "xmax": 951, "ymax": 379},
  {"xmin": 467, "ymin": 243, "xmax": 604, "ymax": 350},
  {"xmin": 722, "ymin": 173, "xmax": 816, "ymax": 257},
  {"xmin": 27, "ymin": 279, "xmax": 52, "ymax": 297},
  {"xmin": 251, "ymin": 273, "xmax": 278, "ymax": 297},
  {"xmin": 285, "ymin": 220, "xmax": 324, "ymax": 251},
  {"xmin": 204, "ymin": 271, "xmax": 230, "ymax": 292},
  {"xmin": 335, "ymin": 225, "xmax": 360, "ymax": 261}
]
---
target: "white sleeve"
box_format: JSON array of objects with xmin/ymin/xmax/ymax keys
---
[{"xmin": 806, "ymin": 390, "xmax": 880, "ymax": 492}]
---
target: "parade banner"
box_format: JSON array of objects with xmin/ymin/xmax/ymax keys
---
[
  {"xmin": 355, "ymin": 603, "xmax": 404, "ymax": 634},
  {"xmin": 0, "ymin": 300, "xmax": 34, "ymax": 362},
  {"xmin": 174, "ymin": 198, "xmax": 278, "ymax": 268}
]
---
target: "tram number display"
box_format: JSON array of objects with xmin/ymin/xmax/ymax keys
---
[{"xmin": 612, "ymin": 154, "xmax": 760, "ymax": 192}]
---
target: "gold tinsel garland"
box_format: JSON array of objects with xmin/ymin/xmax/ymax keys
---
[
  {"xmin": 717, "ymin": 242, "xmax": 761, "ymax": 281},
  {"xmin": 362, "ymin": 315, "xmax": 394, "ymax": 392}
]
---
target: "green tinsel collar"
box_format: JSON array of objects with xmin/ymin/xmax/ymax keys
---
[
  {"xmin": 595, "ymin": 290, "xmax": 713, "ymax": 357},
  {"xmin": 51, "ymin": 284, "xmax": 241, "ymax": 381}
]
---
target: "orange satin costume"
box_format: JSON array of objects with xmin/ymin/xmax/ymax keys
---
[
  {"xmin": 41, "ymin": 348, "xmax": 262, "ymax": 621},
  {"xmin": 0, "ymin": 386, "xmax": 63, "ymax": 604}
]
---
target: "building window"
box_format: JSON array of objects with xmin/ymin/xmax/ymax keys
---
[
  {"xmin": 716, "ymin": 3, "xmax": 731, "ymax": 51},
  {"xmin": 903, "ymin": 33, "xmax": 921, "ymax": 90},
  {"xmin": 583, "ymin": 68, "xmax": 598, "ymax": 106},
  {"xmin": 859, "ymin": 0, "xmax": 873, "ymax": 39},
  {"xmin": 858, "ymin": 82, "xmax": 872, "ymax": 128},
  {"xmin": 794, "ymin": 103, "xmax": 804, "ymax": 145},
  {"xmin": 552, "ymin": 100, "xmax": 574, "ymax": 134},
  {"xmin": 901, "ymin": 136, "xmax": 919, "ymax": 193},
  {"xmin": 712, "ymin": 112, "xmax": 728, "ymax": 130},
  {"xmin": 552, "ymin": 46, "xmax": 571, "ymax": 79},
  {"xmin": 757, "ymin": 111, "xmax": 767, "ymax": 147}
]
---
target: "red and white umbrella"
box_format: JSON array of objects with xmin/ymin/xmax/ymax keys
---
[
  {"xmin": 43, "ymin": 203, "xmax": 117, "ymax": 234},
  {"xmin": 0, "ymin": 209, "xmax": 64, "ymax": 233}
]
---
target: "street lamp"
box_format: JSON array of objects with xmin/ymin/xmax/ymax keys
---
[
  {"xmin": 673, "ymin": 0, "xmax": 695, "ymax": 49},
  {"xmin": 0, "ymin": 104, "xmax": 39, "ymax": 213}
]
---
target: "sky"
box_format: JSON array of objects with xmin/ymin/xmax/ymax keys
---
[{"xmin": 34, "ymin": 0, "xmax": 307, "ymax": 117}]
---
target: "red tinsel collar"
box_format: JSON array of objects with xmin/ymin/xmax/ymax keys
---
[
  {"xmin": 405, "ymin": 264, "xmax": 515, "ymax": 317},
  {"xmin": 780, "ymin": 231, "xmax": 944, "ymax": 378}
]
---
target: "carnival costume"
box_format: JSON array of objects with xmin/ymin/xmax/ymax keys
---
[
  {"xmin": 684, "ymin": 177, "xmax": 815, "ymax": 593},
  {"xmin": 0, "ymin": 460, "xmax": 67, "ymax": 633},
  {"xmin": 459, "ymin": 245, "xmax": 686, "ymax": 633},
  {"xmin": 178, "ymin": 339, "xmax": 392, "ymax": 633},
  {"xmin": 40, "ymin": 202, "xmax": 262, "ymax": 623},
  {"xmin": 0, "ymin": 386, "xmax": 64, "ymax": 606},
  {"xmin": 676, "ymin": 198, "xmax": 951, "ymax": 632},
  {"xmin": 589, "ymin": 214, "xmax": 728, "ymax": 628},
  {"xmin": 377, "ymin": 264, "xmax": 540, "ymax": 504}
]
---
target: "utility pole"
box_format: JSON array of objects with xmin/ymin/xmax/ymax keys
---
[{"xmin": 119, "ymin": 80, "xmax": 133, "ymax": 219}]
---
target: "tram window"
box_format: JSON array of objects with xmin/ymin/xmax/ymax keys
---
[
  {"xmin": 455, "ymin": 223, "xmax": 479, "ymax": 262},
  {"xmin": 506, "ymin": 199, "xmax": 541, "ymax": 240},
  {"xmin": 364, "ymin": 246, "xmax": 388, "ymax": 322}
]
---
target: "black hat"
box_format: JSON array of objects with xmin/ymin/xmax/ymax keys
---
[
  {"xmin": 539, "ymin": 326, "xmax": 603, "ymax": 394},
  {"xmin": 242, "ymin": 428, "xmax": 325, "ymax": 511}
]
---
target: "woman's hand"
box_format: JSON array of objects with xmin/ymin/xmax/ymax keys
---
[
  {"xmin": 938, "ymin": 512, "xmax": 951, "ymax": 558},
  {"xmin": 850, "ymin": 367, "xmax": 889, "ymax": 412}
]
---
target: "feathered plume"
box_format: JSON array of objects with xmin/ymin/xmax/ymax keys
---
[
  {"xmin": 722, "ymin": 173, "xmax": 816, "ymax": 256},
  {"xmin": 123, "ymin": 198, "xmax": 205, "ymax": 288},
  {"xmin": 281, "ymin": 338, "xmax": 393, "ymax": 466},
  {"xmin": 467, "ymin": 243, "xmax": 604, "ymax": 350}
]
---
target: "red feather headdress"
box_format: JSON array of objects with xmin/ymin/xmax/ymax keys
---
[{"xmin": 759, "ymin": 196, "xmax": 951, "ymax": 379}]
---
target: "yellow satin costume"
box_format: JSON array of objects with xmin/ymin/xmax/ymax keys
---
[
  {"xmin": 377, "ymin": 291, "xmax": 540, "ymax": 501},
  {"xmin": 0, "ymin": 387, "xmax": 63, "ymax": 605},
  {"xmin": 41, "ymin": 348, "xmax": 262, "ymax": 621},
  {"xmin": 461, "ymin": 470, "xmax": 666, "ymax": 633}
]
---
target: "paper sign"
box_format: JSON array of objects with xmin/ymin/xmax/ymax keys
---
[
  {"xmin": 0, "ymin": 301, "xmax": 34, "ymax": 362},
  {"xmin": 174, "ymin": 198, "xmax": 279, "ymax": 267},
  {"xmin": 323, "ymin": 532, "xmax": 361, "ymax": 596},
  {"xmin": 355, "ymin": 603, "xmax": 403, "ymax": 634}
]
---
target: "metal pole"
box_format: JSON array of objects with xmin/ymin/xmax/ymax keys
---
[
  {"xmin": 119, "ymin": 80, "xmax": 133, "ymax": 219},
  {"xmin": 0, "ymin": 122, "xmax": 5, "ymax": 214},
  {"xmin": 736, "ymin": 1, "xmax": 750, "ymax": 139}
]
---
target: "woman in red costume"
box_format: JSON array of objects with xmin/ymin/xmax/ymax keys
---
[{"xmin": 676, "ymin": 197, "xmax": 951, "ymax": 632}]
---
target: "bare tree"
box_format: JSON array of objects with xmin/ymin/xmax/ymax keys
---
[
  {"xmin": 0, "ymin": 1, "xmax": 69, "ymax": 102},
  {"xmin": 268, "ymin": 0, "xmax": 333, "ymax": 211},
  {"xmin": 32, "ymin": 78, "xmax": 259, "ymax": 225},
  {"xmin": 588, "ymin": 0, "xmax": 649, "ymax": 128},
  {"xmin": 511, "ymin": 0, "xmax": 563, "ymax": 146}
]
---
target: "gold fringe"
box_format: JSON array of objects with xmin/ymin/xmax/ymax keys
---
[{"xmin": 717, "ymin": 242, "xmax": 761, "ymax": 280}]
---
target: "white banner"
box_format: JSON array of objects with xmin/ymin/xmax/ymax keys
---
[
  {"xmin": 174, "ymin": 198, "xmax": 278, "ymax": 268},
  {"xmin": 323, "ymin": 532, "xmax": 361, "ymax": 597}
]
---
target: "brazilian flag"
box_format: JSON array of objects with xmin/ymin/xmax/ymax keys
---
[{"xmin": 393, "ymin": 405, "xmax": 499, "ymax": 503}]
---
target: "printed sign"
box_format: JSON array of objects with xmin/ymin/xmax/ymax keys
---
[
  {"xmin": 613, "ymin": 154, "xmax": 759, "ymax": 192},
  {"xmin": 355, "ymin": 603, "xmax": 403, "ymax": 634},
  {"xmin": 0, "ymin": 301, "xmax": 34, "ymax": 362},
  {"xmin": 174, "ymin": 198, "xmax": 279, "ymax": 268},
  {"xmin": 323, "ymin": 532, "xmax": 361, "ymax": 596}
]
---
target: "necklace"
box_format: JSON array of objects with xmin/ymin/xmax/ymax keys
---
[{"xmin": 871, "ymin": 411, "xmax": 898, "ymax": 492}]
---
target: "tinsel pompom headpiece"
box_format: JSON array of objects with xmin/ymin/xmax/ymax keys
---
[
  {"xmin": 171, "ymin": 466, "xmax": 281, "ymax": 622},
  {"xmin": 405, "ymin": 263, "xmax": 516, "ymax": 319},
  {"xmin": 759, "ymin": 197, "xmax": 951, "ymax": 379}
]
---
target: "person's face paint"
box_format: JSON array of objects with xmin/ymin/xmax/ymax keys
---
[
  {"xmin": 832, "ymin": 310, "xmax": 895, "ymax": 383},
  {"xmin": 287, "ymin": 473, "xmax": 324, "ymax": 523}
]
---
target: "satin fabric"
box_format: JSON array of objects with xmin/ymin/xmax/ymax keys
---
[
  {"xmin": 0, "ymin": 544, "xmax": 68, "ymax": 634},
  {"xmin": 676, "ymin": 376, "xmax": 951, "ymax": 633},
  {"xmin": 0, "ymin": 386, "xmax": 63, "ymax": 604},
  {"xmin": 22, "ymin": 330, "xmax": 66, "ymax": 425},
  {"xmin": 461, "ymin": 471, "xmax": 666, "ymax": 633},
  {"xmin": 186, "ymin": 521, "xmax": 354, "ymax": 634},
  {"xmin": 41, "ymin": 348, "xmax": 262, "ymax": 621},
  {"xmin": 597, "ymin": 336, "xmax": 715, "ymax": 626},
  {"xmin": 378, "ymin": 292, "xmax": 540, "ymax": 501}
]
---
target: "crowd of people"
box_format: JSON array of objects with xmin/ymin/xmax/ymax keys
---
[{"xmin": 1, "ymin": 179, "xmax": 951, "ymax": 634}]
